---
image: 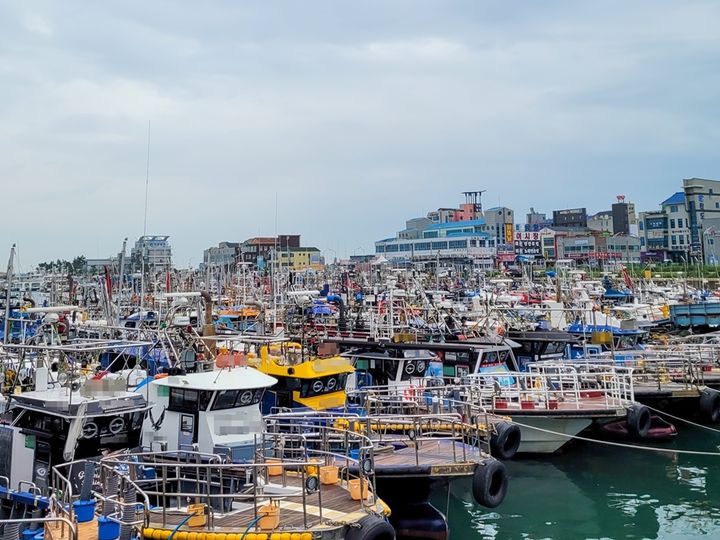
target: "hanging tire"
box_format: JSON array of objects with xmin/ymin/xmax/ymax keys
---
[
  {"xmin": 472, "ymin": 459, "xmax": 508, "ymax": 508},
  {"xmin": 627, "ymin": 404, "xmax": 651, "ymax": 439},
  {"xmin": 345, "ymin": 515, "xmax": 396, "ymax": 540},
  {"xmin": 489, "ymin": 421, "xmax": 521, "ymax": 460},
  {"xmin": 700, "ymin": 389, "xmax": 720, "ymax": 423}
]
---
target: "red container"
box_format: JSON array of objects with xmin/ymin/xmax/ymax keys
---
[
  {"xmin": 521, "ymin": 401, "xmax": 535, "ymax": 410},
  {"xmin": 494, "ymin": 401, "xmax": 509, "ymax": 409},
  {"xmin": 548, "ymin": 400, "xmax": 559, "ymax": 410}
]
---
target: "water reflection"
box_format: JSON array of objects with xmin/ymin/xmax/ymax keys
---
[{"xmin": 437, "ymin": 432, "xmax": 720, "ymax": 539}]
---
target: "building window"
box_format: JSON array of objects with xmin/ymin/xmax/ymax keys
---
[
  {"xmin": 431, "ymin": 241, "xmax": 448, "ymax": 250},
  {"xmin": 670, "ymin": 219, "xmax": 675, "ymax": 228},
  {"xmin": 416, "ymin": 242, "xmax": 431, "ymax": 251},
  {"xmin": 448, "ymin": 240, "xmax": 467, "ymax": 249},
  {"xmin": 376, "ymin": 245, "xmax": 385, "ymax": 253},
  {"xmin": 671, "ymin": 235, "xmax": 677, "ymax": 245},
  {"xmin": 679, "ymin": 236, "xmax": 684, "ymax": 245},
  {"xmin": 670, "ymin": 205, "xmax": 678, "ymax": 213}
]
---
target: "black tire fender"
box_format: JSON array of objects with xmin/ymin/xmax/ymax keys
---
[
  {"xmin": 700, "ymin": 388, "xmax": 720, "ymax": 423},
  {"xmin": 345, "ymin": 515, "xmax": 396, "ymax": 540},
  {"xmin": 489, "ymin": 421, "xmax": 521, "ymax": 460},
  {"xmin": 472, "ymin": 459, "xmax": 508, "ymax": 508},
  {"xmin": 627, "ymin": 403, "xmax": 651, "ymax": 438}
]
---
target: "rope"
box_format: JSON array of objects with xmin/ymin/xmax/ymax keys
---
[
  {"xmin": 509, "ymin": 419, "xmax": 720, "ymax": 456},
  {"xmin": 640, "ymin": 403, "xmax": 720, "ymax": 435}
]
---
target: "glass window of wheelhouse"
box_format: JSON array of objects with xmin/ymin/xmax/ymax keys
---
[
  {"xmin": 168, "ymin": 388, "xmax": 212, "ymax": 412},
  {"xmin": 211, "ymin": 388, "xmax": 265, "ymax": 410},
  {"xmin": 299, "ymin": 373, "xmax": 348, "ymax": 398}
]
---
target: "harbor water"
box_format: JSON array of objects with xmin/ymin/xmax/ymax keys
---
[{"xmin": 436, "ymin": 429, "xmax": 720, "ymax": 539}]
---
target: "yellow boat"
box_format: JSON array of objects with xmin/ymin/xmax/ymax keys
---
[{"xmin": 248, "ymin": 341, "xmax": 354, "ymax": 411}]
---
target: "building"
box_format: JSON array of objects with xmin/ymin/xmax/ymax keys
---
[
  {"xmin": 526, "ymin": 208, "xmax": 552, "ymax": 231},
  {"xmin": 588, "ymin": 211, "xmax": 614, "ymax": 234},
  {"xmin": 610, "ymin": 196, "xmax": 638, "ymax": 236},
  {"xmin": 552, "ymin": 208, "xmax": 588, "ymax": 230},
  {"xmin": 202, "ymin": 242, "xmax": 240, "ymax": 271},
  {"xmin": 375, "ymin": 219, "xmax": 496, "ymax": 263},
  {"xmin": 638, "ymin": 192, "xmax": 690, "ymax": 262},
  {"xmin": 239, "ymin": 235, "xmax": 301, "ymax": 269},
  {"xmin": 683, "ymin": 178, "xmax": 720, "ymax": 260},
  {"xmin": 130, "ymin": 236, "xmax": 172, "ymax": 272},
  {"xmin": 375, "ymin": 192, "xmax": 505, "ymax": 265},
  {"xmin": 484, "ymin": 207, "xmax": 515, "ymax": 246},
  {"xmin": 275, "ymin": 247, "xmax": 324, "ymax": 271},
  {"xmin": 555, "ymin": 231, "xmax": 640, "ymax": 264}
]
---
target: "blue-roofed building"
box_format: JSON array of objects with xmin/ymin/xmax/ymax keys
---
[
  {"xmin": 638, "ymin": 191, "xmax": 690, "ymax": 263},
  {"xmin": 375, "ymin": 192, "xmax": 505, "ymax": 265}
]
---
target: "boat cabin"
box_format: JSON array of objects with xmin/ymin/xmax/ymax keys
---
[{"xmin": 143, "ymin": 367, "xmax": 277, "ymax": 462}]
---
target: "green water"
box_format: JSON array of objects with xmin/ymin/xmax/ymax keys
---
[{"xmin": 435, "ymin": 430, "xmax": 720, "ymax": 540}]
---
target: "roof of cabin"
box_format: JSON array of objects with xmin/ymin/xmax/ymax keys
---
[{"xmin": 153, "ymin": 367, "xmax": 277, "ymax": 391}]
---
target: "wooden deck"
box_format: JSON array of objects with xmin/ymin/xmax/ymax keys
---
[
  {"xmin": 147, "ymin": 472, "xmax": 373, "ymax": 533},
  {"xmin": 45, "ymin": 518, "xmax": 97, "ymax": 540}
]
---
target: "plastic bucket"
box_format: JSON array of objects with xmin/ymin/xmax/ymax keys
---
[{"xmin": 73, "ymin": 499, "xmax": 97, "ymax": 523}]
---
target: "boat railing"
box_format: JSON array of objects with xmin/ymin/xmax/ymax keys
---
[
  {"xmin": 266, "ymin": 409, "xmax": 490, "ymax": 469},
  {"xmin": 528, "ymin": 362, "xmax": 636, "ymax": 404},
  {"xmin": 51, "ymin": 456, "xmax": 152, "ymax": 532},
  {"xmin": 0, "ymin": 517, "xmax": 77, "ymax": 540},
  {"xmin": 562, "ymin": 353, "xmax": 704, "ymax": 390},
  {"xmin": 93, "ymin": 444, "xmax": 378, "ymax": 533},
  {"xmin": 457, "ymin": 363, "xmax": 636, "ymax": 410},
  {"xmin": 348, "ymin": 386, "xmax": 502, "ymax": 454}
]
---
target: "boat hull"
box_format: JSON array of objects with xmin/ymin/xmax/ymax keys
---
[{"xmin": 507, "ymin": 416, "xmax": 592, "ymax": 453}]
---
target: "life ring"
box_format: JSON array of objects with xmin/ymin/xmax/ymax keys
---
[
  {"xmin": 109, "ymin": 417, "xmax": 125, "ymax": 435},
  {"xmin": 472, "ymin": 458, "xmax": 508, "ymax": 508},
  {"xmin": 344, "ymin": 514, "xmax": 395, "ymax": 540},
  {"xmin": 700, "ymin": 389, "xmax": 720, "ymax": 423},
  {"xmin": 626, "ymin": 403, "xmax": 651, "ymax": 438},
  {"xmin": 82, "ymin": 422, "xmax": 99, "ymax": 439},
  {"xmin": 489, "ymin": 421, "xmax": 521, "ymax": 460}
]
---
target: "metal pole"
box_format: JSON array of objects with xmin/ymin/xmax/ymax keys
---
[{"xmin": 4, "ymin": 244, "xmax": 16, "ymax": 344}]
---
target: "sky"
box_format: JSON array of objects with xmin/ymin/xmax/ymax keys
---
[{"xmin": 2, "ymin": 0, "xmax": 720, "ymax": 270}]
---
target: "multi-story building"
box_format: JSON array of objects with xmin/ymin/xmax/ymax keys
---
[
  {"xmin": 275, "ymin": 247, "xmax": 324, "ymax": 271},
  {"xmin": 130, "ymin": 235, "xmax": 172, "ymax": 272},
  {"xmin": 526, "ymin": 208, "xmax": 552, "ymax": 231},
  {"xmin": 484, "ymin": 207, "xmax": 515, "ymax": 246},
  {"xmin": 202, "ymin": 242, "xmax": 240, "ymax": 271},
  {"xmin": 638, "ymin": 192, "xmax": 690, "ymax": 262},
  {"xmin": 552, "ymin": 208, "xmax": 588, "ymax": 230},
  {"xmin": 555, "ymin": 231, "xmax": 640, "ymax": 264},
  {"xmin": 375, "ymin": 192, "xmax": 501, "ymax": 265},
  {"xmin": 683, "ymin": 178, "xmax": 720, "ymax": 260},
  {"xmin": 375, "ymin": 220, "xmax": 496, "ymax": 263},
  {"xmin": 588, "ymin": 211, "xmax": 614, "ymax": 234},
  {"xmin": 239, "ymin": 235, "xmax": 301, "ymax": 269}
]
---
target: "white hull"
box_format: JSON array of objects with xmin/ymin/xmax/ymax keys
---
[{"xmin": 510, "ymin": 416, "xmax": 592, "ymax": 453}]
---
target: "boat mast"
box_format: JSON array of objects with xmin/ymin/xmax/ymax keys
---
[
  {"xmin": 3, "ymin": 244, "xmax": 15, "ymax": 344},
  {"xmin": 140, "ymin": 121, "xmax": 151, "ymax": 318},
  {"xmin": 117, "ymin": 237, "xmax": 128, "ymax": 325}
]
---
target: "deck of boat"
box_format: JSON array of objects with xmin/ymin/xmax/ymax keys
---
[
  {"xmin": 147, "ymin": 472, "xmax": 373, "ymax": 533},
  {"xmin": 490, "ymin": 393, "xmax": 627, "ymax": 417}
]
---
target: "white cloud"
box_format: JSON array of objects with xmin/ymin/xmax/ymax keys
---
[{"xmin": 23, "ymin": 14, "xmax": 53, "ymax": 37}]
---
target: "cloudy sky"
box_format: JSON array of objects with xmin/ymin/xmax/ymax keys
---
[{"xmin": 2, "ymin": 1, "xmax": 719, "ymax": 269}]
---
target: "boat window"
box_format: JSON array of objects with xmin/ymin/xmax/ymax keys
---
[
  {"xmin": 399, "ymin": 360, "xmax": 428, "ymax": 381},
  {"xmin": 483, "ymin": 351, "xmax": 499, "ymax": 365},
  {"xmin": 212, "ymin": 388, "xmax": 264, "ymax": 410},
  {"xmin": 299, "ymin": 373, "xmax": 348, "ymax": 398},
  {"xmin": 212, "ymin": 390, "xmax": 239, "ymax": 410},
  {"xmin": 169, "ymin": 389, "xmax": 198, "ymax": 412},
  {"xmin": 169, "ymin": 389, "xmax": 212, "ymax": 412}
]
